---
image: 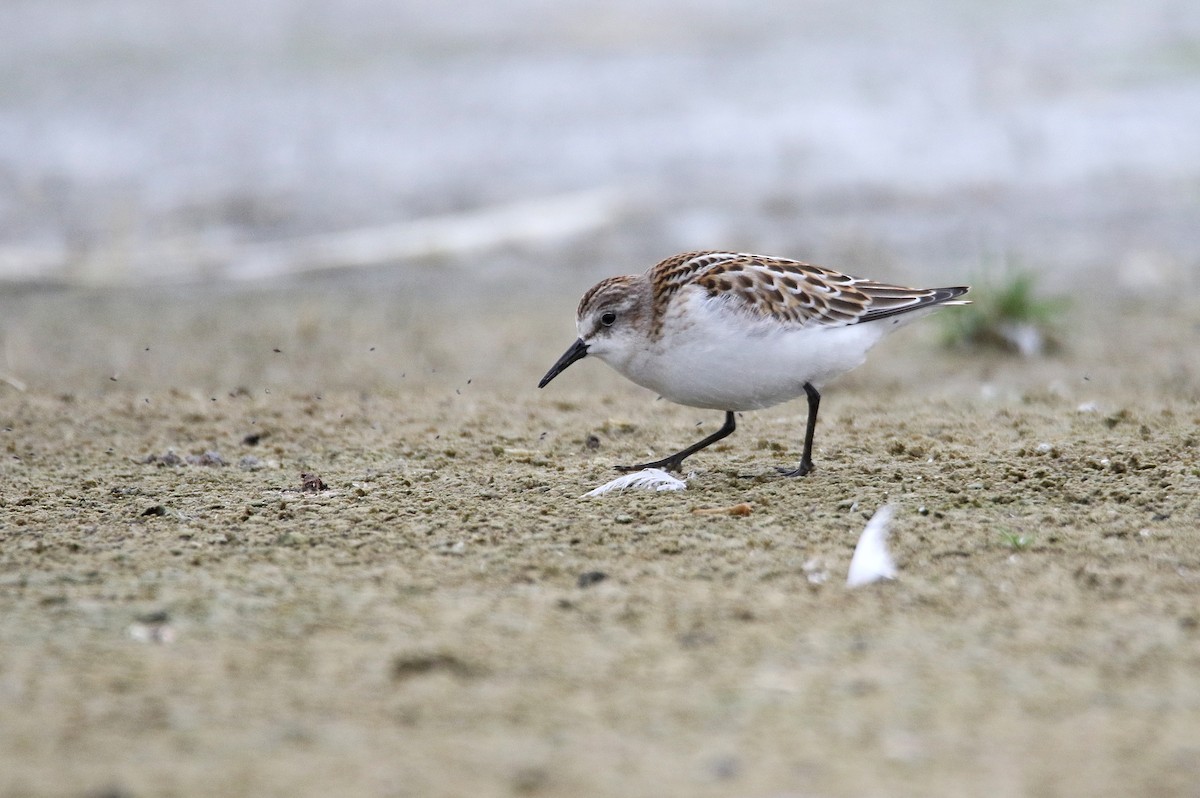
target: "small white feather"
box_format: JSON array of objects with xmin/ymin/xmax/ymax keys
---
[
  {"xmin": 846, "ymin": 504, "xmax": 898, "ymax": 588},
  {"xmin": 582, "ymin": 468, "xmax": 687, "ymax": 498}
]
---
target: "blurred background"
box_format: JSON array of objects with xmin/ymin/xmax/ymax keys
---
[{"xmin": 1, "ymin": 0, "xmax": 1198, "ymax": 390}]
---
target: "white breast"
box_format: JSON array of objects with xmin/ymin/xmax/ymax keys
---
[{"xmin": 600, "ymin": 290, "xmax": 891, "ymax": 411}]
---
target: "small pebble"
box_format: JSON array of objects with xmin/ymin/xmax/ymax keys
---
[{"xmin": 577, "ymin": 571, "xmax": 608, "ymax": 588}]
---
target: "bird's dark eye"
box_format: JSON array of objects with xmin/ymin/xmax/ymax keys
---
[{"xmin": 600, "ymin": 311, "xmax": 617, "ymax": 326}]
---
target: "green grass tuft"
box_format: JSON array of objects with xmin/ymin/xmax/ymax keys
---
[
  {"xmin": 999, "ymin": 530, "xmax": 1034, "ymax": 551},
  {"xmin": 941, "ymin": 265, "xmax": 1069, "ymax": 356}
]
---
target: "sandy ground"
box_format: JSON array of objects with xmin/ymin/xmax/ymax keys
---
[
  {"xmin": 4, "ymin": 1, "xmax": 1200, "ymax": 795},
  {"xmin": 1, "ymin": 268, "xmax": 1199, "ymax": 798}
]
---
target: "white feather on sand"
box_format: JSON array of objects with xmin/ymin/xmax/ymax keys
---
[
  {"xmin": 846, "ymin": 504, "xmax": 898, "ymax": 588},
  {"xmin": 582, "ymin": 468, "xmax": 687, "ymax": 498}
]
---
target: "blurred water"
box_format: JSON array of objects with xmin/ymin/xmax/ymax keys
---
[{"xmin": 1, "ymin": 0, "xmax": 1198, "ymax": 289}]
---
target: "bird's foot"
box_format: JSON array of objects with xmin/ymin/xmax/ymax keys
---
[
  {"xmin": 777, "ymin": 459, "xmax": 814, "ymax": 478},
  {"xmin": 615, "ymin": 457, "xmax": 686, "ymax": 474}
]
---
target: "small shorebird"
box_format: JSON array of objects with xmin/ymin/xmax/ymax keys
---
[{"xmin": 538, "ymin": 251, "xmax": 969, "ymax": 476}]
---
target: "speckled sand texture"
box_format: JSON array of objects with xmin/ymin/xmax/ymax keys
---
[{"xmin": 1, "ymin": 281, "xmax": 1199, "ymax": 797}]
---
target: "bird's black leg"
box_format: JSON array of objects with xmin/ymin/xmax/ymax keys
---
[
  {"xmin": 616, "ymin": 411, "xmax": 736, "ymax": 473},
  {"xmin": 779, "ymin": 382, "xmax": 820, "ymax": 477}
]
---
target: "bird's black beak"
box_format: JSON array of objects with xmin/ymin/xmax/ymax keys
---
[{"xmin": 538, "ymin": 338, "xmax": 589, "ymax": 388}]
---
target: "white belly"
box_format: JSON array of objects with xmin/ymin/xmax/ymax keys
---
[{"xmin": 598, "ymin": 294, "xmax": 890, "ymax": 411}]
